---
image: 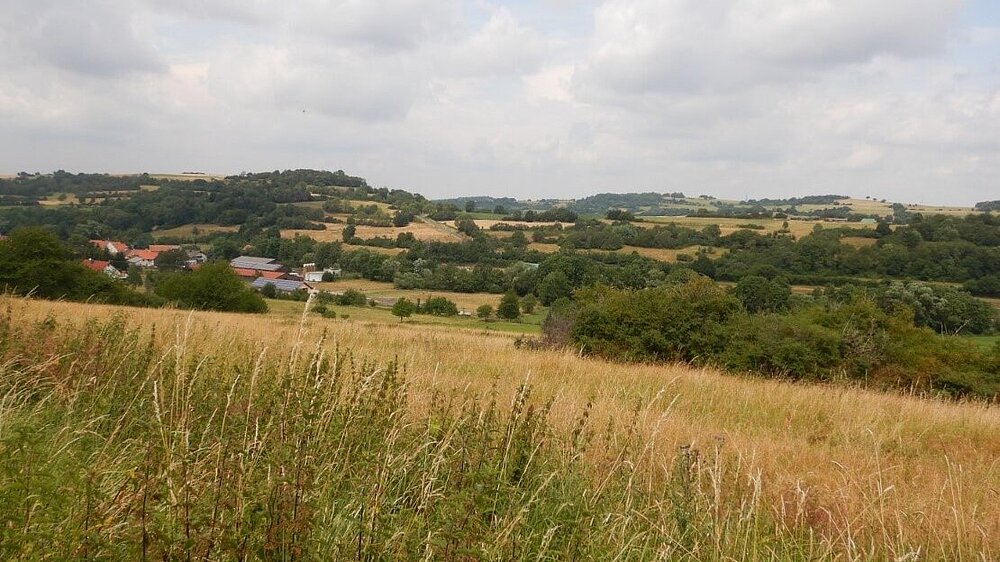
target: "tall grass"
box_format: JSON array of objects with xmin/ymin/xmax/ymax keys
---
[{"xmin": 0, "ymin": 297, "xmax": 996, "ymax": 560}]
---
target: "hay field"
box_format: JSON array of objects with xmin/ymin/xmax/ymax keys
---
[
  {"xmin": 641, "ymin": 215, "xmax": 874, "ymax": 237},
  {"xmin": 3, "ymin": 296, "xmax": 997, "ymax": 559},
  {"xmin": 282, "ymin": 219, "xmax": 463, "ymax": 243},
  {"xmin": 611, "ymin": 245, "xmax": 727, "ymax": 262},
  {"xmin": 311, "ymin": 279, "xmax": 506, "ymax": 312},
  {"xmin": 151, "ymin": 223, "xmax": 239, "ymax": 240}
]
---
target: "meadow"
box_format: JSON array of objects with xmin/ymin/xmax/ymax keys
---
[{"xmin": 0, "ymin": 295, "xmax": 996, "ymax": 560}]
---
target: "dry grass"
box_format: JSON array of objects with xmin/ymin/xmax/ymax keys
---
[
  {"xmin": 640, "ymin": 216, "xmax": 871, "ymax": 238},
  {"xmin": 282, "ymin": 220, "xmax": 463, "ymax": 243},
  {"xmin": 311, "ymin": 279, "xmax": 504, "ymax": 312},
  {"xmin": 528, "ymin": 242, "xmax": 561, "ymax": 253},
  {"xmin": 611, "ymin": 245, "xmax": 727, "ymax": 262},
  {"xmin": 840, "ymin": 236, "xmax": 879, "ymax": 248},
  {"xmin": 151, "ymin": 223, "xmax": 240, "ymax": 240},
  {"xmin": 3, "ymin": 295, "xmax": 997, "ymax": 559},
  {"xmin": 469, "ymin": 219, "xmax": 563, "ymax": 229}
]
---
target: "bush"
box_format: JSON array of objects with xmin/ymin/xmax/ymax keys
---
[
  {"xmin": 421, "ymin": 296, "xmax": 458, "ymax": 316},
  {"xmin": 155, "ymin": 262, "xmax": 267, "ymax": 313},
  {"xmin": 336, "ymin": 288, "xmax": 367, "ymax": 306}
]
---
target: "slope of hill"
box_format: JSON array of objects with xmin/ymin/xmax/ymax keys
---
[{"xmin": 1, "ymin": 296, "xmax": 996, "ymax": 559}]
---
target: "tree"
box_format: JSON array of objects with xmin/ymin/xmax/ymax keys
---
[
  {"xmin": 342, "ymin": 223, "xmax": 356, "ymax": 243},
  {"xmin": 154, "ymin": 262, "xmax": 267, "ymax": 313},
  {"xmin": 391, "ymin": 297, "xmax": 416, "ymax": 321},
  {"xmin": 155, "ymin": 249, "xmax": 188, "ymax": 270},
  {"xmin": 537, "ymin": 270, "xmax": 572, "ymax": 305},
  {"xmin": 734, "ymin": 275, "xmax": 790, "ymax": 314},
  {"xmin": 477, "ymin": 304, "xmax": 493, "ymax": 320},
  {"xmin": 521, "ymin": 293, "xmax": 537, "ymax": 314},
  {"xmin": 260, "ymin": 282, "xmax": 278, "ymax": 299},
  {"xmin": 465, "ymin": 200, "xmax": 476, "ymax": 213},
  {"xmin": 497, "ymin": 292, "xmax": 521, "ymax": 320},
  {"xmin": 494, "ymin": 205, "xmax": 507, "ymax": 215},
  {"xmin": 126, "ymin": 265, "xmax": 142, "ymax": 286}
]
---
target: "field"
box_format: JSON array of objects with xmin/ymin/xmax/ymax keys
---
[
  {"xmin": 150, "ymin": 223, "xmax": 240, "ymax": 240},
  {"xmin": 282, "ymin": 219, "xmax": 464, "ymax": 243},
  {"xmin": 641, "ymin": 216, "xmax": 876, "ymax": 237},
  {"xmin": 1, "ymin": 296, "xmax": 997, "ymax": 559},
  {"xmin": 311, "ymin": 279, "xmax": 516, "ymax": 313},
  {"xmin": 36, "ymin": 193, "xmax": 80, "ymax": 206}
]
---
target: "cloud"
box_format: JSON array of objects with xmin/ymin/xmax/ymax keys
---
[
  {"xmin": 0, "ymin": 0, "xmax": 165, "ymax": 78},
  {"xmin": 574, "ymin": 0, "xmax": 962, "ymax": 97}
]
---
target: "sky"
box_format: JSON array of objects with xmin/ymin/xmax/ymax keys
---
[{"xmin": 0, "ymin": 0, "xmax": 998, "ymax": 205}]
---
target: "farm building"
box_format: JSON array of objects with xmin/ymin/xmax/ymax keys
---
[
  {"xmin": 230, "ymin": 256, "xmax": 287, "ymax": 273},
  {"xmin": 90, "ymin": 239, "xmax": 129, "ymax": 255},
  {"xmin": 82, "ymin": 258, "xmax": 127, "ymax": 280},
  {"xmin": 251, "ymin": 277, "xmax": 312, "ymax": 294}
]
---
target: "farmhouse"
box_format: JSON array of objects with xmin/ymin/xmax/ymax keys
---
[
  {"xmin": 90, "ymin": 239, "xmax": 129, "ymax": 255},
  {"xmin": 81, "ymin": 258, "xmax": 127, "ymax": 280},
  {"xmin": 125, "ymin": 249, "xmax": 158, "ymax": 268}
]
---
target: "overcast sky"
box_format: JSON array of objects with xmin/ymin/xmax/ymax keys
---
[{"xmin": 1, "ymin": 0, "xmax": 998, "ymax": 205}]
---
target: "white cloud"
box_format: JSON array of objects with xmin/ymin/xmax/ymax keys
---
[{"xmin": 0, "ymin": 0, "xmax": 995, "ymax": 206}]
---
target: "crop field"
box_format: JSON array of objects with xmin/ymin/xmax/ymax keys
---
[
  {"xmin": 151, "ymin": 223, "xmax": 240, "ymax": 240},
  {"xmin": 527, "ymin": 242, "xmax": 561, "ymax": 253},
  {"xmin": 1, "ymin": 296, "xmax": 997, "ymax": 559},
  {"xmin": 611, "ymin": 245, "xmax": 727, "ymax": 262},
  {"xmin": 840, "ymin": 236, "xmax": 879, "ymax": 248},
  {"xmin": 641, "ymin": 215, "xmax": 876, "ymax": 237},
  {"xmin": 311, "ymin": 279, "xmax": 515, "ymax": 313},
  {"xmin": 466, "ymin": 219, "xmax": 563, "ymax": 229},
  {"xmin": 36, "ymin": 193, "xmax": 81, "ymax": 206},
  {"xmin": 282, "ymin": 219, "xmax": 464, "ymax": 243}
]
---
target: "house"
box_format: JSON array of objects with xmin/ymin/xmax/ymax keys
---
[
  {"xmin": 149, "ymin": 244, "xmax": 182, "ymax": 253},
  {"xmin": 82, "ymin": 258, "xmax": 127, "ymax": 280},
  {"xmin": 90, "ymin": 239, "xmax": 129, "ymax": 255},
  {"xmin": 860, "ymin": 218, "xmax": 878, "ymax": 226},
  {"xmin": 251, "ymin": 277, "xmax": 312, "ymax": 294},
  {"xmin": 185, "ymin": 249, "xmax": 208, "ymax": 269},
  {"xmin": 126, "ymin": 249, "xmax": 159, "ymax": 268}
]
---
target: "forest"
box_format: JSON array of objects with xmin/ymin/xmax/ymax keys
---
[{"xmin": 1, "ymin": 169, "xmax": 998, "ymax": 398}]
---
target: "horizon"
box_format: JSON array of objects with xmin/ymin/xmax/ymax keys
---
[
  {"xmin": 0, "ymin": 169, "xmax": 987, "ymax": 209},
  {"xmin": 2, "ymin": 1, "xmax": 999, "ymax": 206}
]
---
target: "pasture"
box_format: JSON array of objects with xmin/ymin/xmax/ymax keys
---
[{"xmin": 2, "ymin": 296, "xmax": 996, "ymax": 559}]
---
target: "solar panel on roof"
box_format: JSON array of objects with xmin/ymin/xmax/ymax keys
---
[{"xmin": 251, "ymin": 278, "xmax": 308, "ymax": 292}]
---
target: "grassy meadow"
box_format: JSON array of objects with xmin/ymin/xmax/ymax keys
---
[{"xmin": 0, "ymin": 295, "xmax": 997, "ymax": 560}]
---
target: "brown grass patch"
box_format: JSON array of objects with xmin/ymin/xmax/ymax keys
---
[{"xmin": 5, "ymin": 295, "xmax": 999, "ymax": 557}]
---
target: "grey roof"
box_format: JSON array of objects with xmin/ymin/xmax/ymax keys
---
[
  {"xmin": 252, "ymin": 278, "xmax": 309, "ymax": 292},
  {"xmin": 235, "ymin": 262, "xmax": 284, "ymax": 272},
  {"xmin": 232, "ymin": 256, "xmax": 277, "ymax": 264}
]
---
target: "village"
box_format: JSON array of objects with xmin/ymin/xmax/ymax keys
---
[{"xmin": 83, "ymin": 238, "xmax": 341, "ymax": 296}]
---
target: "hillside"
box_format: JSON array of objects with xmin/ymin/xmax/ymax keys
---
[{"xmin": 2, "ymin": 296, "xmax": 997, "ymax": 559}]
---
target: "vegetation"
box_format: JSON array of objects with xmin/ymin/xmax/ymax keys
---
[
  {"xmin": 0, "ymin": 228, "xmax": 159, "ymax": 307},
  {"xmin": 154, "ymin": 262, "xmax": 267, "ymax": 313},
  {"xmin": 560, "ymin": 277, "xmax": 999, "ymax": 399},
  {"xmin": 0, "ymin": 296, "xmax": 996, "ymax": 560}
]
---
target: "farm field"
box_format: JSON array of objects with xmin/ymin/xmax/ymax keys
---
[
  {"xmin": 311, "ymin": 279, "xmax": 516, "ymax": 313},
  {"xmin": 3, "ymin": 296, "xmax": 997, "ymax": 559},
  {"xmin": 281, "ymin": 219, "xmax": 464, "ymax": 243},
  {"xmin": 610, "ymin": 245, "xmax": 727, "ymax": 262},
  {"xmin": 641, "ymin": 215, "xmax": 876, "ymax": 237},
  {"xmin": 264, "ymin": 295, "xmax": 544, "ymax": 334},
  {"xmin": 37, "ymin": 193, "xmax": 80, "ymax": 206},
  {"xmin": 151, "ymin": 223, "xmax": 239, "ymax": 240}
]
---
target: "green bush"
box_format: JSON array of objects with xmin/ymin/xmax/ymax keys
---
[{"xmin": 155, "ymin": 262, "xmax": 267, "ymax": 313}]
